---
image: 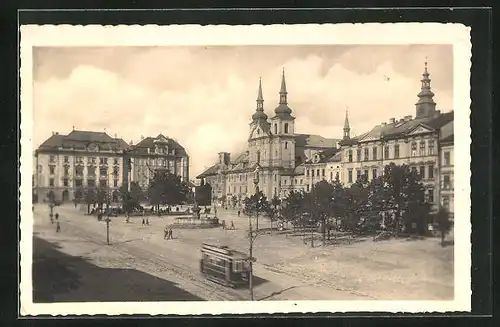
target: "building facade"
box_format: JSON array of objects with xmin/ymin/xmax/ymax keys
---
[
  {"xmin": 338, "ymin": 62, "xmax": 454, "ymax": 211},
  {"xmin": 439, "ymin": 133, "xmax": 454, "ymax": 218},
  {"xmin": 34, "ymin": 130, "xmax": 129, "ymax": 203},
  {"xmin": 197, "ymin": 70, "xmax": 340, "ymax": 204},
  {"xmin": 123, "ymin": 134, "xmax": 190, "ymax": 190}
]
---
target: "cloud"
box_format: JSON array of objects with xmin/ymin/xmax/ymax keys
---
[{"xmin": 33, "ymin": 45, "xmax": 453, "ymax": 178}]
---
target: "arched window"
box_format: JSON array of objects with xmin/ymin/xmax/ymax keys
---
[
  {"xmin": 274, "ymin": 124, "xmax": 277, "ymax": 134},
  {"xmin": 284, "ymin": 123, "xmax": 289, "ymax": 134}
]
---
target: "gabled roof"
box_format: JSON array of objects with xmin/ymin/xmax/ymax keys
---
[
  {"xmin": 130, "ymin": 134, "xmax": 188, "ymax": 157},
  {"xmin": 440, "ymin": 134, "xmax": 454, "ymax": 145},
  {"xmin": 196, "ymin": 164, "xmax": 219, "ymax": 178},
  {"xmin": 305, "ymin": 147, "xmax": 340, "ymax": 164},
  {"xmin": 295, "ymin": 134, "xmax": 339, "ymax": 148}
]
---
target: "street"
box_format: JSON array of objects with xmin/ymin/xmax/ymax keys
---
[{"xmin": 32, "ymin": 204, "xmax": 454, "ymax": 302}]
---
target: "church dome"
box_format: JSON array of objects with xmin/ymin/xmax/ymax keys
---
[
  {"xmin": 252, "ymin": 110, "xmax": 268, "ymax": 121},
  {"xmin": 274, "ymin": 104, "xmax": 292, "ymax": 116}
]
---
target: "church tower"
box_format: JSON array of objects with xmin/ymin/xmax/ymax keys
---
[
  {"xmin": 343, "ymin": 110, "xmax": 351, "ymax": 140},
  {"xmin": 270, "ymin": 69, "xmax": 296, "ymax": 170},
  {"xmin": 415, "ymin": 60, "xmax": 437, "ymax": 118}
]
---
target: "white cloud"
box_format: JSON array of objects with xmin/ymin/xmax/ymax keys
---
[{"xmin": 33, "ymin": 46, "xmax": 453, "ymax": 178}]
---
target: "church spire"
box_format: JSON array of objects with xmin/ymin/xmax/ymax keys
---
[
  {"xmin": 279, "ymin": 68, "xmax": 287, "ymax": 104},
  {"xmin": 252, "ymin": 77, "xmax": 268, "ymax": 122},
  {"xmin": 415, "ymin": 59, "xmax": 437, "ymax": 118},
  {"xmin": 343, "ymin": 109, "xmax": 350, "ymax": 140}
]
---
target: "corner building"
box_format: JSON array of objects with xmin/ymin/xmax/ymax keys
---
[
  {"xmin": 197, "ymin": 70, "xmax": 340, "ymax": 204},
  {"xmin": 338, "ymin": 62, "xmax": 454, "ymax": 211}
]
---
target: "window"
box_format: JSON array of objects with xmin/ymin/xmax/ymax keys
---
[
  {"xmin": 90, "ymin": 157, "xmax": 96, "ymax": 164},
  {"xmin": 63, "ymin": 178, "xmax": 69, "ymax": 187},
  {"xmin": 233, "ymin": 186, "xmax": 236, "ymax": 193},
  {"xmin": 76, "ymin": 166, "xmax": 83, "ymax": 176},
  {"xmin": 428, "ymin": 189, "xmax": 434, "ymax": 203},
  {"xmin": 285, "ymin": 142, "xmax": 288, "ymax": 149},
  {"xmin": 75, "ymin": 179, "xmax": 82, "ymax": 187},
  {"xmin": 64, "ymin": 156, "xmax": 69, "ymax": 163},
  {"xmin": 330, "ymin": 172, "xmax": 333, "ymax": 180},
  {"xmin": 384, "ymin": 146, "xmax": 390, "ymax": 159},
  {"xmin": 284, "ymin": 123, "xmax": 289, "ymax": 133},
  {"xmin": 257, "ymin": 151, "xmax": 261, "ymax": 163},
  {"xmin": 372, "ymin": 169, "xmax": 377, "ymax": 179},
  {"xmin": 306, "ymin": 184, "xmax": 310, "ymax": 192},
  {"xmin": 394, "ymin": 144, "xmax": 400, "ymax": 158},
  {"xmin": 428, "ymin": 140, "xmax": 435, "ymax": 155},
  {"xmin": 274, "ymin": 175, "xmax": 277, "ymax": 181},
  {"xmin": 335, "ymin": 172, "xmax": 339, "ymax": 180},
  {"xmin": 88, "ymin": 167, "xmax": 96, "ymax": 177},
  {"xmin": 49, "ymin": 178, "xmax": 54, "ymax": 187},
  {"xmin": 100, "ymin": 157, "xmax": 108, "ymax": 165},
  {"xmin": 411, "ymin": 142, "xmax": 417, "ymax": 156},
  {"xmin": 348, "ymin": 170, "xmax": 353, "ymax": 183},
  {"xmin": 411, "ymin": 166, "xmax": 417, "ymax": 174},
  {"xmin": 356, "ymin": 170, "xmax": 361, "ymax": 181},
  {"xmin": 442, "ymin": 196, "xmax": 449, "ymax": 208},
  {"xmin": 419, "ymin": 141, "xmax": 426, "ymax": 156},
  {"xmin": 348, "ymin": 150, "xmax": 353, "ymax": 163},
  {"xmin": 113, "ymin": 167, "xmax": 119, "ymax": 176},
  {"xmin": 443, "ymin": 174, "xmax": 451, "ymax": 189},
  {"xmin": 316, "ymin": 169, "xmax": 320, "ymax": 177},
  {"xmin": 373, "ymin": 147, "xmax": 378, "ymax": 160},
  {"xmin": 49, "ymin": 166, "xmax": 55, "ymax": 175},
  {"xmin": 306, "ymin": 169, "xmax": 309, "ymax": 177},
  {"xmin": 300, "ymin": 179, "xmax": 303, "ymax": 184},
  {"xmin": 356, "ymin": 149, "xmax": 361, "ymax": 161},
  {"xmin": 100, "ymin": 167, "xmax": 107, "ymax": 176},
  {"xmin": 419, "ymin": 165, "xmax": 425, "ymax": 178},
  {"xmin": 49, "ymin": 155, "xmax": 56, "ymax": 163},
  {"xmin": 100, "ymin": 180, "xmax": 107, "ymax": 188},
  {"xmin": 364, "ymin": 148, "xmax": 369, "ymax": 161},
  {"xmin": 428, "ymin": 165, "xmax": 434, "ymax": 179},
  {"xmin": 64, "ymin": 167, "xmax": 69, "ymax": 176},
  {"xmin": 284, "ymin": 180, "xmax": 287, "ymax": 185},
  {"xmin": 76, "ymin": 156, "xmax": 84, "ymax": 164},
  {"xmin": 274, "ymin": 124, "xmax": 277, "ymax": 134},
  {"xmin": 364, "ymin": 170, "xmax": 369, "ymax": 178},
  {"xmin": 114, "ymin": 158, "xmax": 119, "ymax": 165},
  {"xmin": 322, "ymin": 169, "xmax": 325, "ymax": 177},
  {"xmin": 311, "ymin": 170, "xmax": 314, "ymax": 177},
  {"xmin": 444, "ymin": 151, "xmax": 451, "ymax": 166}
]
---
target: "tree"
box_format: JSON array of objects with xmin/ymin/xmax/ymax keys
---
[
  {"xmin": 309, "ymin": 181, "xmax": 336, "ymax": 246},
  {"xmin": 379, "ymin": 163, "xmax": 432, "ymax": 237},
  {"xmin": 195, "ymin": 183, "xmax": 212, "ymax": 206},
  {"xmin": 119, "ymin": 181, "xmax": 144, "ymax": 214},
  {"xmin": 231, "ymin": 195, "xmax": 238, "ymax": 208},
  {"xmin": 148, "ymin": 170, "xmax": 190, "ymax": 214},
  {"xmin": 96, "ymin": 185, "xmax": 110, "ymax": 209},
  {"xmin": 281, "ymin": 190, "xmax": 305, "ymax": 234},
  {"xmin": 435, "ymin": 207, "xmax": 452, "ymax": 246},
  {"xmin": 83, "ymin": 187, "xmax": 97, "ymax": 214},
  {"xmin": 340, "ymin": 179, "xmax": 370, "ymax": 242},
  {"xmin": 270, "ymin": 195, "xmax": 282, "ymax": 231},
  {"xmin": 220, "ymin": 195, "xmax": 227, "ymax": 207},
  {"xmin": 243, "ymin": 190, "xmax": 271, "ymax": 231}
]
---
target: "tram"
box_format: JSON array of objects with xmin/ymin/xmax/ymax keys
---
[{"xmin": 200, "ymin": 243, "xmax": 250, "ymax": 288}]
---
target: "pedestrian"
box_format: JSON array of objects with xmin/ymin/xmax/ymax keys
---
[
  {"xmin": 168, "ymin": 228, "xmax": 173, "ymax": 240},
  {"xmin": 49, "ymin": 212, "xmax": 54, "ymax": 224},
  {"xmin": 55, "ymin": 213, "xmax": 59, "ymax": 221},
  {"xmin": 74, "ymin": 202, "xmax": 77, "ymax": 208},
  {"xmin": 146, "ymin": 217, "xmax": 150, "ymax": 226},
  {"xmin": 237, "ymin": 210, "xmax": 240, "ymax": 217},
  {"xmin": 230, "ymin": 220, "xmax": 235, "ymax": 230},
  {"xmin": 142, "ymin": 218, "xmax": 145, "ymax": 226},
  {"xmin": 56, "ymin": 221, "xmax": 61, "ymax": 233},
  {"xmin": 164, "ymin": 226, "xmax": 169, "ymax": 239},
  {"xmin": 221, "ymin": 219, "xmax": 226, "ymax": 230}
]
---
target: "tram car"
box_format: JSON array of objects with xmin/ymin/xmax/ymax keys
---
[{"xmin": 200, "ymin": 243, "xmax": 250, "ymax": 288}]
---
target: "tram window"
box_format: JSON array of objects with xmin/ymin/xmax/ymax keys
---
[{"xmin": 233, "ymin": 260, "xmax": 245, "ymax": 272}]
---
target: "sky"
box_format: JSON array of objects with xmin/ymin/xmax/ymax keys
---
[{"xmin": 32, "ymin": 45, "xmax": 453, "ymax": 178}]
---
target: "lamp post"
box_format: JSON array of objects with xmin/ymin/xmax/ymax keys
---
[
  {"xmin": 247, "ymin": 167, "xmax": 260, "ymax": 301},
  {"xmin": 105, "ymin": 214, "xmax": 111, "ymax": 245}
]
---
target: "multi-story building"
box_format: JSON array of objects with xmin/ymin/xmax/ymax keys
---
[
  {"xmin": 123, "ymin": 134, "xmax": 190, "ymax": 190},
  {"xmin": 338, "ymin": 62, "xmax": 454, "ymax": 210},
  {"xmin": 303, "ymin": 149, "xmax": 343, "ymax": 192},
  {"xmin": 34, "ymin": 130, "xmax": 129, "ymax": 203},
  {"xmin": 439, "ymin": 131, "xmax": 454, "ymax": 219},
  {"xmin": 197, "ymin": 70, "xmax": 340, "ymax": 203}
]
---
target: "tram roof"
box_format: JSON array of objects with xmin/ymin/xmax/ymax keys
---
[{"xmin": 201, "ymin": 243, "xmax": 247, "ymax": 260}]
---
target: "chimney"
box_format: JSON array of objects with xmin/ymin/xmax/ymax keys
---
[
  {"xmin": 141, "ymin": 135, "xmax": 144, "ymax": 140},
  {"xmin": 399, "ymin": 118, "xmax": 404, "ymax": 123},
  {"xmin": 52, "ymin": 131, "xmax": 55, "ymax": 135},
  {"xmin": 381, "ymin": 122, "xmax": 387, "ymax": 126},
  {"xmin": 389, "ymin": 118, "xmax": 396, "ymax": 124},
  {"xmin": 130, "ymin": 140, "xmax": 134, "ymax": 145},
  {"xmin": 114, "ymin": 133, "xmax": 117, "ymax": 138},
  {"xmin": 435, "ymin": 110, "xmax": 441, "ymax": 117},
  {"xmin": 404, "ymin": 115, "xmax": 412, "ymax": 121},
  {"xmin": 55, "ymin": 132, "xmax": 59, "ymax": 135}
]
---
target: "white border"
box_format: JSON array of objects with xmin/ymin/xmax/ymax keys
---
[{"xmin": 20, "ymin": 23, "xmax": 471, "ymax": 315}]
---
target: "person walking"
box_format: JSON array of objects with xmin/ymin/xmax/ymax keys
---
[
  {"xmin": 167, "ymin": 227, "xmax": 173, "ymax": 240},
  {"xmin": 142, "ymin": 218, "xmax": 146, "ymax": 226},
  {"xmin": 55, "ymin": 213, "xmax": 59, "ymax": 221},
  {"xmin": 230, "ymin": 220, "xmax": 235, "ymax": 230},
  {"xmin": 237, "ymin": 210, "xmax": 240, "ymax": 217},
  {"xmin": 49, "ymin": 212, "xmax": 54, "ymax": 224},
  {"xmin": 146, "ymin": 217, "xmax": 150, "ymax": 226},
  {"xmin": 164, "ymin": 226, "xmax": 169, "ymax": 240},
  {"xmin": 56, "ymin": 221, "xmax": 61, "ymax": 233}
]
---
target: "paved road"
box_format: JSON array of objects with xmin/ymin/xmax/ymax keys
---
[{"xmin": 33, "ymin": 204, "xmax": 364, "ymax": 301}]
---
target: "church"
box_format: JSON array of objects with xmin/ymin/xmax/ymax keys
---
[{"xmin": 196, "ymin": 70, "xmax": 340, "ymax": 205}]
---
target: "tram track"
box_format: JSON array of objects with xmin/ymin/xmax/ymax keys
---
[{"xmin": 41, "ymin": 214, "xmax": 248, "ymax": 301}]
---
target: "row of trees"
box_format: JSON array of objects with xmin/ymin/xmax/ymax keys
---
[{"xmin": 242, "ymin": 163, "xmax": 453, "ymax": 246}]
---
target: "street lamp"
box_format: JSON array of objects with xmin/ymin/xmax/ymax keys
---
[
  {"xmin": 105, "ymin": 214, "xmax": 111, "ymax": 245},
  {"xmin": 247, "ymin": 167, "xmax": 260, "ymax": 301}
]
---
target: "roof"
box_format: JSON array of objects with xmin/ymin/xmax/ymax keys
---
[
  {"xmin": 440, "ymin": 134, "xmax": 454, "ymax": 145},
  {"xmin": 37, "ymin": 130, "xmax": 129, "ymax": 152},
  {"xmin": 295, "ymin": 134, "xmax": 340, "ymax": 148},
  {"xmin": 129, "ymin": 134, "xmax": 188, "ymax": 157},
  {"xmin": 197, "ymin": 164, "xmax": 219, "ymax": 178},
  {"xmin": 347, "ymin": 111, "xmax": 454, "ymax": 144},
  {"xmin": 305, "ymin": 147, "xmax": 340, "ymax": 164}
]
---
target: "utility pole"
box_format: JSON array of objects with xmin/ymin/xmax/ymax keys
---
[
  {"xmin": 106, "ymin": 215, "xmax": 110, "ymax": 245},
  {"xmin": 248, "ymin": 166, "xmax": 260, "ymax": 301}
]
